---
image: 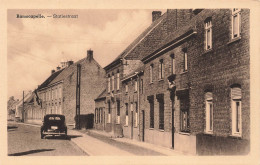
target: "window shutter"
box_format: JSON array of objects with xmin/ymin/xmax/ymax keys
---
[{"xmin": 231, "ymin": 87, "xmax": 242, "ymax": 99}]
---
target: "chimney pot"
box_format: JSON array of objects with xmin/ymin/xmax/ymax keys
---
[
  {"xmin": 67, "ymin": 60, "xmax": 74, "ymax": 66},
  {"xmin": 87, "ymin": 49, "xmax": 93, "ymax": 61},
  {"xmin": 51, "ymin": 69, "xmax": 55, "ymax": 74},
  {"xmin": 152, "ymin": 11, "xmax": 162, "ymax": 22},
  {"xmin": 57, "ymin": 66, "xmax": 61, "ymax": 70}
]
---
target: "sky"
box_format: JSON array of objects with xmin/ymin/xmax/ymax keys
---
[{"xmin": 7, "ymin": 9, "xmax": 165, "ymax": 99}]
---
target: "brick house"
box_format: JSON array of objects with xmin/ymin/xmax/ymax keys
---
[
  {"xmin": 101, "ymin": 10, "xmax": 179, "ymax": 137},
  {"xmin": 94, "ymin": 89, "xmax": 106, "ymax": 130},
  {"xmin": 37, "ymin": 50, "xmax": 106, "ymax": 128},
  {"xmin": 140, "ymin": 9, "xmax": 249, "ymax": 155},
  {"xmin": 121, "ymin": 66, "xmax": 144, "ymax": 141}
]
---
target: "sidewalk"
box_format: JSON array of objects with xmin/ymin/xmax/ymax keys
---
[
  {"xmin": 11, "ymin": 121, "xmax": 190, "ymax": 156},
  {"xmin": 87, "ymin": 129, "xmax": 190, "ymax": 156}
]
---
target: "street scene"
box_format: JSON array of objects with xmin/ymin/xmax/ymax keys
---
[{"xmin": 7, "ymin": 8, "xmax": 250, "ymax": 157}]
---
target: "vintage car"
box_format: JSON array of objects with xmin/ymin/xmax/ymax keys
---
[{"xmin": 41, "ymin": 114, "xmax": 67, "ymax": 139}]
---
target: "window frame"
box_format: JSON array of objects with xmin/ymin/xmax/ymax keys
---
[
  {"xmin": 183, "ymin": 50, "xmax": 188, "ymax": 72},
  {"xmin": 135, "ymin": 102, "xmax": 138, "ymax": 127},
  {"xmin": 116, "ymin": 100, "xmax": 120, "ymax": 124},
  {"xmin": 170, "ymin": 54, "xmax": 175, "ymax": 75},
  {"xmin": 107, "ymin": 76, "xmax": 111, "ymax": 93},
  {"xmin": 205, "ymin": 92, "xmax": 213, "ymax": 134},
  {"xmin": 150, "ymin": 64, "xmax": 154, "ymax": 83},
  {"xmin": 111, "ymin": 74, "xmax": 115, "ymax": 91},
  {"xmin": 116, "ymin": 72, "xmax": 120, "ymax": 91},
  {"xmin": 205, "ymin": 18, "xmax": 212, "ymax": 50},
  {"xmin": 149, "ymin": 99, "xmax": 154, "ymax": 128},
  {"xmin": 231, "ymin": 87, "xmax": 242, "ymax": 137},
  {"xmin": 231, "ymin": 8, "xmax": 241, "ymax": 39},
  {"xmin": 159, "ymin": 59, "xmax": 164, "ymax": 80},
  {"xmin": 125, "ymin": 103, "xmax": 128, "ymax": 126}
]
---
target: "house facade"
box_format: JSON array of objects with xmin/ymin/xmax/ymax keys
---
[
  {"xmin": 35, "ymin": 50, "xmax": 106, "ymax": 128},
  {"xmin": 140, "ymin": 9, "xmax": 250, "ymax": 155},
  {"xmin": 93, "ymin": 9, "xmax": 250, "ymax": 155}
]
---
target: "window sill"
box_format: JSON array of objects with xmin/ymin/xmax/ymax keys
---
[
  {"xmin": 159, "ymin": 129, "xmax": 165, "ymax": 132},
  {"xmin": 149, "ymin": 82, "xmax": 154, "ymax": 85},
  {"xmin": 149, "ymin": 128, "xmax": 154, "ymax": 130},
  {"xmin": 124, "ymin": 125, "xmax": 128, "ymax": 127},
  {"xmin": 134, "ymin": 91, "xmax": 137, "ymax": 93},
  {"xmin": 204, "ymin": 132, "xmax": 213, "ymax": 136},
  {"xmin": 158, "ymin": 79, "xmax": 164, "ymax": 82},
  {"xmin": 202, "ymin": 48, "xmax": 213, "ymax": 55},
  {"xmin": 229, "ymin": 134, "xmax": 242, "ymax": 139},
  {"xmin": 116, "ymin": 123, "xmax": 121, "ymax": 125},
  {"xmin": 180, "ymin": 71, "xmax": 188, "ymax": 75},
  {"xmin": 179, "ymin": 132, "xmax": 191, "ymax": 136},
  {"xmin": 227, "ymin": 36, "xmax": 241, "ymax": 45},
  {"xmin": 134, "ymin": 126, "xmax": 138, "ymax": 128}
]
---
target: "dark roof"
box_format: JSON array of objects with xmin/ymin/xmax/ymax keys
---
[
  {"xmin": 37, "ymin": 69, "xmax": 64, "ymax": 90},
  {"xmin": 94, "ymin": 89, "xmax": 106, "ymax": 101},
  {"xmin": 104, "ymin": 12, "xmax": 167, "ymax": 70}
]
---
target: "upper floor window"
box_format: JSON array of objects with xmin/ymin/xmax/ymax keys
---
[
  {"xmin": 150, "ymin": 64, "xmax": 154, "ymax": 83},
  {"xmin": 231, "ymin": 86, "xmax": 242, "ymax": 136},
  {"xmin": 170, "ymin": 54, "xmax": 175, "ymax": 74},
  {"xmin": 112, "ymin": 74, "xmax": 115, "ymax": 91},
  {"xmin": 140, "ymin": 79, "xmax": 143, "ymax": 94},
  {"xmin": 205, "ymin": 92, "xmax": 213, "ymax": 134},
  {"xmin": 134, "ymin": 80, "xmax": 138, "ymax": 92},
  {"xmin": 205, "ymin": 18, "xmax": 212, "ymax": 50},
  {"xmin": 183, "ymin": 50, "xmax": 188, "ymax": 72},
  {"xmin": 116, "ymin": 72, "xmax": 120, "ymax": 90},
  {"xmin": 159, "ymin": 59, "xmax": 164, "ymax": 80},
  {"xmin": 107, "ymin": 76, "xmax": 111, "ymax": 93},
  {"xmin": 232, "ymin": 9, "xmax": 241, "ymax": 39},
  {"xmin": 125, "ymin": 83, "xmax": 128, "ymax": 94}
]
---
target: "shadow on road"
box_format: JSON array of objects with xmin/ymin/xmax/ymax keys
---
[
  {"xmin": 42, "ymin": 135, "xmax": 82, "ymax": 140},
  {"xmin": 8, "ymin": 149, "xmax": 55, "ymax": 156}
]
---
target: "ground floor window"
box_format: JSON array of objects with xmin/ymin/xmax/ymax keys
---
[
  {"xmin": 231, "ymin": 86, "xmax": 242, "ymax": 136},
  {"xmin": 147, "ymin": 95, "xmax": 154, "ymax": 128},
  {"xmin": 125, "ymin": 103, "xmax": 128, "ymax": 126},
  {"xmin": 205, "ymin": 92, "xmax": 213, "ymax": 133},
  {"xmin": 108, "ymin": 101, "xmax": 111, "ymax": 123},
  {"xmin": 180, "ymin": 96, "xmax": 190, "ymax": 132},
  {"xmin": 135, "ymin": 102, "xmax": 138, "ymax": 127},
  {"xmin": 117, "ymin": 100, "xmax": 120, "ymax": 124}
]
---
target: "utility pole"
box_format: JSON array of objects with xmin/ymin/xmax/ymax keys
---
[
  {"xmin": 76, "ymin": 64, "xmax": 81, "ymax": 129},
  {"xmin": 22, "ymin": 91, "xmax": 24, "ymax": 122}
]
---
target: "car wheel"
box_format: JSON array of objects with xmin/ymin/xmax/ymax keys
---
[{"xmin": 41, "ymin": 132, "xmax": 44, "ymax": 139}]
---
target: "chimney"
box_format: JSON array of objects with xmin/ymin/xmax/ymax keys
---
[
  {"xmin": 152, "ymin": 11, "xmax": 162, "ymax": 22},
  {"xmin": 67, "ymin": 60, "xmax": 74, "ymax": 66},
  {"xmin": 51, "ymin": 69, "xmax": 55, "ymax": 74},
  {"xmin": 87, "ymin": 49, "xmax": 93, "ymax": 62},
  {"xmin": 57, "ymin": 66, "xmax": 61, "ymax": 71}
]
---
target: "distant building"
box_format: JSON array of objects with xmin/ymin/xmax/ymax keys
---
[{"xmin": 35, "ymin": 49, "xmax": 106, "ymax": 128}]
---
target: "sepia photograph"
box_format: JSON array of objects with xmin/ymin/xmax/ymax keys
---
[{"xmin": 1, "ymin": 1, "xmax": 260, "ymax": 165}]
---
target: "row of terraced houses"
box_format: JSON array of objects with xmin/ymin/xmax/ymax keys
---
[{"xmin": 16, "ymin": 9, "xmax": 250, "ymax": 155}]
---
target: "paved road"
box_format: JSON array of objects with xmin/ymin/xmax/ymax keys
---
[{"xmin": 8, "ymin": 122, "xmax": 87, "ymax": 156}]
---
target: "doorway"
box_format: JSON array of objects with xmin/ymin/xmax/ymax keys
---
[
  {"xmin": 131, "ymin": 111, "xmax": 133, "ymax": 139},
  {"xmin": 142, "ymin": 110, "xmax": 145, "ymax": 141}
]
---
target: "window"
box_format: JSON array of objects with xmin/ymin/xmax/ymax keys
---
[
  {"xmin": 205, "ymin": 18, "xmax": 212, "ymax": 50},
  {"xmin": 135, "ymin": 102, "xmax": 138, "ymax": 127},
  {"xmin": 134, "ymin": 80, "xmax": 138, "ymax": 92},
  {"xmin": 117, "ymin": 100, "xmax": 120, "ymax": 124},
  {"xmin": 116, "ymin": 72, "xmax": 120, "ymax": 90},
  {"xmin": 108, "ymin": 102, "xmax": 111, "ymax": 123},
  {"xmin": 125, "ymin": 103, "xmax": 128, "ymax": 126},
  {"xmin": 159, "ymin": 59, "xmax": 164, "ymax": 80},
  {"xmin": 231, "ymin": 86, "xmax": 242, "ymax": 136},
  {"xmin": 232, "ymin": 9, "xmax": 241, "ymax": 39},
  {"xmin": 107, "ymin": 76, "xmax": 111, "ymax": 93},
  {"xmin": 180, "ymin": 96, "xmax": 190, "ymax": 132},
  {"xmin": 158, "ymin": 97, "xmax": 164, "ymax": 130},
  {"xmin": 112, "ymin": 74, "xmax": 115, "ymax": 91},
  {"xmin": 171, "ymin": 54, "xmax": 175, "ymax": 74},
  {"xmin": 205, "ymin": 92, "xmax": 213, "ymax": 133},
  {"xmin": 125, "ymin": 83, "xmax": 128, "ymax": 94},
  {"xmin": 95, "ymin": 108, "xmax": 98, "ymax": 123},
  {"xmin": 148, "ymin": 96, "xmax": 154, "ymax": 128},
  {"xmin": 150, "ymin": 64, "xmax": 154, "ymax": 83},
  {"xmin": 183, "ymin": 50, "xmax": 188, "ymax": 72},
  {"xmin": 99, "ymin": 108, "xmax": 103, "ymax": 123}
]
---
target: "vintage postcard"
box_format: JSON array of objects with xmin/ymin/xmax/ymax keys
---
[{"xmin": 1, "ymin": 0, "xmax": 260, "ymax": 165}]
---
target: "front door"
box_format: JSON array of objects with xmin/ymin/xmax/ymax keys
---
[{"xmin": 131, "ymin": 111, "xmax": 133, "ymax": 139}]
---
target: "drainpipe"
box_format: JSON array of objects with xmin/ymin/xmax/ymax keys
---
[{"xmin": 137, "ymin": 73, "xmax": 140, "ymax": 140}]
